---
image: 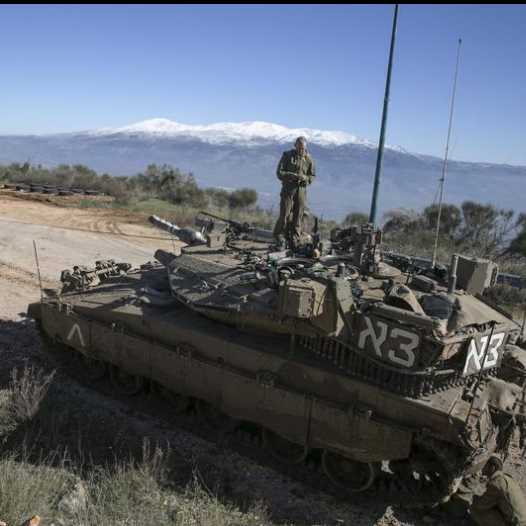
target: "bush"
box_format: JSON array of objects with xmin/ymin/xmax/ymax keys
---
[
  {"xmin": 205, "ymin": 188, "xmax": 231, "ymax": 209},
  {"xmin": 341, "ymin": 212, "xmax": 368, "ymax": 228},
  {"xmin": 0, "ymin": 365, "xmax": 55, "ymax": 439},
  {"xmin": 228, "ymin": 188, "xmax": 258, "ymax": 210},
  {"xmin": 1, "ymin": 162, "xmax": 265, "ymax": 219},
  {"xmin": 8, "ymin": 365, "xmax": 55, "ymax": 425},
  {"xmin": 483, "ymin": 284, "xmax": 526, "ymax": 307}
]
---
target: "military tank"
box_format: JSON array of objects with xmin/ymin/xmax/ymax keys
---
[
  {"xmin": 25, "ymin": 4, "xmax": 526, "ymax": 505},
  {"xmin": 28, "ymin": 211, "xmax": 526, "ymax": 502}
]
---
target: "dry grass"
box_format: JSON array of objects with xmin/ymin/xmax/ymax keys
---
[
  {"xmin": 0, "ymin": 365, "xmax": 55, "ymax": 440},
  {"xmin": 8, "ymin": 366, "xmax": 55, "ymax": 425},
  {"xmin": 0, "ymin": 448, "xmax": 272, "ymax": 526},
  {"xmin": 0, "ymin": 367, "xmax": 274, "ymax": 526},
  {"xmin": 0, "ymin": 453, "xmax": 71, "ymax": 525}
]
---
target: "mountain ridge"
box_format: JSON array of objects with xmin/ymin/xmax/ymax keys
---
[{"xmin": 0, "ymin": 118, "xmax": 524, "ymax": 220}]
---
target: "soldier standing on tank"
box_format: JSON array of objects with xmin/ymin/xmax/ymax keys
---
[
  {"xmin": 470, "ymin": 455, "xmax": 526, "ymax": 526},
  {"xmin": 272, "ymin": 136, "xmax": 316, "ymax": 249}
]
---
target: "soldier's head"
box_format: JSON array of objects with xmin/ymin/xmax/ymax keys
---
[
  {"xmin": 482, "ymin": 455, "xmax": 503, "ymax": 477},
  {"xmin": 295, "ymin": 136, "xmax": 307, "ymax": 155}
]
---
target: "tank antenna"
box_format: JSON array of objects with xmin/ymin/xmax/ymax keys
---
[
  {"xmin": 521, "ymin": 304, "xmax": 526, "ymax": 342},
  {"xmin": 33, "ymin": 240, "xmax": 44, "ymax": 300},
  {"xmin": 368, "ymin": 4, "xmax": 399, "ymax": 225},
  {"xmin": 431, "ymin": 37, "xmax": 462, "ymax": 267}
]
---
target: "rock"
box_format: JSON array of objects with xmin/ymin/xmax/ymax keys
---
[
  {"xmin": 57, "ymin": 480, "xmax": 89, "ymax": 516},
  {"xmin": 20, "ymin": 516, "xmax": 41, "ymax": 526}
]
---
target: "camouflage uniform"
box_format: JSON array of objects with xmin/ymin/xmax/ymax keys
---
[
  {"xmin": 272, "ymin": 148, "xmax": 315, "ymax": 248},
  {"xmin": 471, "ymin": 470, "xmax": 526, "ymax": 526}
]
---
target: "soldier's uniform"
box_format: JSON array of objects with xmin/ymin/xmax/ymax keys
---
[
  {"xmin": 471, "ymin": 470, "xmax": 526, "ymax": 526},
  {"xmin": 272, "ymin": 147, "xmax": 315, "ymax": 248}
]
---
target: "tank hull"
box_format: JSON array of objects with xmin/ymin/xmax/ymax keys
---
[{"xmin": 30, "ymin": 268, "xmax": 490, "ymax": 469}]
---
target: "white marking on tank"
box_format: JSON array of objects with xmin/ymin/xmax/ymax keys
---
[
  {"xmin": 358, "ymin": 317, "xmax": 387, "ymax": 357},
  {"xmin": 358, "ymin": 316, "xmax": 419, "ymax": 368},
  {"xmin": 463, "ymin": 332, "xmax": 505, "ymax": 375},
  {"xmin": 388, "ymin": 328, "xmax": 418, "ymax": 368},
  {"xmin": 67, "ymin": 323, "xmax": 85, "ymax": 347}
]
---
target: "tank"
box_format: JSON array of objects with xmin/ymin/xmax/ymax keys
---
[
  {"xmin": 25, "ymin": 5, "xmax": 526, "ymax": 504},
  {"xmin": 28, "ymin": 213, "xmax": 526, "ymax": 503}
]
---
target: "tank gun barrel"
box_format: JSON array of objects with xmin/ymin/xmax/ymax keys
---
[
  {"xmin": 148, "ymin": 215, "xmax": 206, "ymax": 245},
  {"xmin": 198, "ymin": 211, "xmax": 274, "ymax": 242},
  {"xmin": 198, "ymin": 211, "xmax": 249, "ymax": 235}
]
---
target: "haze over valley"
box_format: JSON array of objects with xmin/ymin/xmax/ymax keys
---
[{"xmin": 1, "ymin": 118, "xmax": 524, "ymax": 220}]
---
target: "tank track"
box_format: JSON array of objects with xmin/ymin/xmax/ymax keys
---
[
  {"xmin": 299, "ymin": 335, "xmax": 498, "ymax": 398},
  {"xmin": 40, "ymin": 330, "xmax": 471, "ymax": 511}
]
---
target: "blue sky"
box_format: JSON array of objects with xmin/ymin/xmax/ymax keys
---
[{"xmin": 1, "ymin": 4, "xmax": 525, "ymax": 165}]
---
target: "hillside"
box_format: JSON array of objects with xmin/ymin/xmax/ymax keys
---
[{"xmin": 0, "ymin": 119, "xmax": 525, "ymax": 219}]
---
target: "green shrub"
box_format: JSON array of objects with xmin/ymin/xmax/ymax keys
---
[
  {"xmin": 483, "ymin": 284, "xmax": 526, "ymax": 307},
  {"xmin": 228, "ymin": 188, "xmax": 258, "ymax": 210}
]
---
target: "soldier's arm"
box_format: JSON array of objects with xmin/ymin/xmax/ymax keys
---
[
  {"xmin": 307, "ymin": 157, "xmax": 316, "ymax": 185},
  {"xmin": 276, "ymin": 153, "xmax": 288, "ymax": 181}
]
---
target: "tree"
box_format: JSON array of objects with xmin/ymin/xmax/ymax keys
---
[
  {"xmin": 228, "ymin": 188, "xmax": 258, "ymax": 209},
  {"xmin": 205, "ymin": 188, "xmax": 230, "ymax": 209},
  {"xmin": 382, "ymin": 208, "xmax": 421, "ymax": 234},
  {"xmin": 422, "ymin": 203, "xmax": 462, "ymax": 236},
  {"xmin": 458, "ymin": 201, "xmax": 516, "ymax": 257},
  {"xmin": 341, "ymin": 212, "xmax": 369, "ymax": 228},
  {"xmin": 159, "ymin": 169, "xmax": 207, "ymax": 208},
  {"xmin": 504, "ymin": 214, "xmax": 526, "ymax": 257}
]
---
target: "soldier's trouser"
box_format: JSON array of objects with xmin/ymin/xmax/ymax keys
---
[
  {"xmin": 272, "ymin": 185, "xmax": 306, "ymax": 248},
  {"xmin": 471, "ymin": 506, "xmax": 509, "ymax": 526}
]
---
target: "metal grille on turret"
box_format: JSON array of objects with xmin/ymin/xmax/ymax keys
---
[{"xmin": 298, "ymin": 335, "xmax": 497, "ymax": 398}]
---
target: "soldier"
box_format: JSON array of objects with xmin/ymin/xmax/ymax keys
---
[
  {"xmin": 272, "ymin": 136, "xmax": 316, "ymax": 249},
  {"xmin": 470, "ymin": 455, "xmax": 526, "ymax": 526}
]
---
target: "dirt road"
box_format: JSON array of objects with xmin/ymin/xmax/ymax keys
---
[{"xmin": 0, "ymin": 196, "xmax": 175, "ymax": 318}]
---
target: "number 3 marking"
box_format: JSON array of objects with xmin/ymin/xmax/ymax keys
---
[{"xmin": 388, "ymin": 328, "xmax": 418, "ymax": 368}]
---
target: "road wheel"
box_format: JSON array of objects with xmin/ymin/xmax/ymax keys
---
[
  {"xmin": 195, "ymin": 400, "xmax": 238, "ymax": 432},
  {"xmin": 78, "ymin": 353, "xmax": 106, "ymax": 381},
  {"xmin": 159, "ymin": 385, "xmax": 191, "ymax": 414},
  {"xmin": 109, "ymin": 365, "xmax": 144, "ymax": 396},
  {"xmin": 322, "ymin": 450, "xmax": 376, "ymax": 492},
  {"xmin": 262, "ymin": 428, "xmax": 308, "ymax": 465}
]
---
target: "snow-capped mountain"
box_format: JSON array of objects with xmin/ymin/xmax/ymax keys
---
[
  {"xmin": 89, "ymin": 118, "xmax": 379, "ymax": 148},
  {"xmin": 0, "ymin": 118, "xmax": 524, "ymax": 220}
]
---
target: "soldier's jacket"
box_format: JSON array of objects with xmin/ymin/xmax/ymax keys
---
[
  {"xmin": 473, "ymin": 470, "xmax": 526, "ymax": 526},
  {"xmin": 276, "ymin": 149, "xmax": 316, "ymax": 188}
]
